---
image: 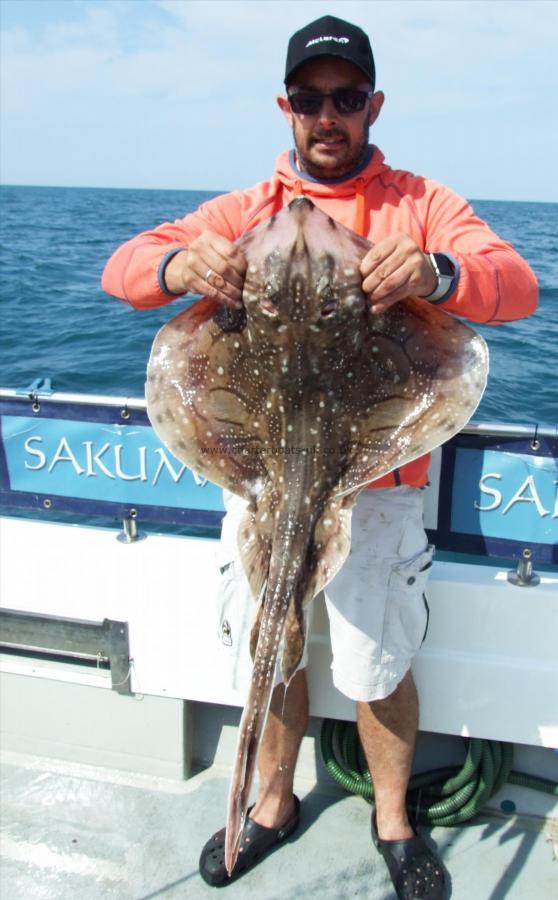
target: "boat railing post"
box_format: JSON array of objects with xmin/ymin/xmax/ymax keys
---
[
  {"xmin": 507, "ymin": 548, "xmax": 540, "ymax": 587},
  {"xmin": 117, "ymin": 509, "xmax": 146, "ymax": 544}
]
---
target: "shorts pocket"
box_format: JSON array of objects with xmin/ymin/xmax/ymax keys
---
[
  {"xmin": 381, "ymin": 544, "xmax": 435, "ymax": 663},
  {"xmin": 391, "ymin": 544, "xmax": 434, "ymax": 592}
]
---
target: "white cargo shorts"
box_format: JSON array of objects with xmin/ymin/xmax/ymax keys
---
[{"xmin": 214, "ymin": 485, "xmax": 433, "ymax": 702}]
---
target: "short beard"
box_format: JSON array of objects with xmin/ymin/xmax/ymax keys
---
[{"xmin": 294, "ymin": 119, "xmax": 370, "ymax": 180}]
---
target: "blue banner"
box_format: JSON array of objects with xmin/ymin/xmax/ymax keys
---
[
  {"xmin": 0, "ymin": 412, "xmax": 225, "ymax": 517},
  {"xmin": 451, "ymin": 448, "xmax": 557, "ymax": 546},
  {"xmin": 1, "ymin": 394, "xmax": 556, "ymax": 559}
]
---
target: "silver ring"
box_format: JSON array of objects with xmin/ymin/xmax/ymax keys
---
[{"xmin": 205, "ymin": 268, "xmax": 215, "ymax": 283}]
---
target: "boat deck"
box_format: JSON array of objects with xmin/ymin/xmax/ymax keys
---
[{"xmin": 2, "ymin": 748, "xmax": 556, "ymax": 900}]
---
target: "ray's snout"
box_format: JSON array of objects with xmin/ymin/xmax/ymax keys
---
[
  {"xmin": 288, "ymin": 196, "xmax": 316, "ymax": 221},
  {"xmin": 287, "ymin": 197, "xmax": 317, "ymax": 261}
]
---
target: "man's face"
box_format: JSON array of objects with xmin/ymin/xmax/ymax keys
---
[{"xmin": 277, "ymin": 57, "xmax": 384, "ymax": 179}]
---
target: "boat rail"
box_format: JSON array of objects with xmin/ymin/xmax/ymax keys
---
[{"xmin": 2, "ymin": 385, "xmax": 556, "ymax": 439}]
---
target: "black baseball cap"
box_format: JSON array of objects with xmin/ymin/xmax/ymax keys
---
[{"xmin": 284, "ymin": 15, "xmax": 375, "ymax": 89}]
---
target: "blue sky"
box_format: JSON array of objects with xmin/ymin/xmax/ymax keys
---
[{"xmin": 1, "ymin": 0, "xmax": 557, "ymax": 200}]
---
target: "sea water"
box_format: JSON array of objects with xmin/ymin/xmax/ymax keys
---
[{"xmin": 0, "ymin": 184, "xmax": 556, "ymax": 429}]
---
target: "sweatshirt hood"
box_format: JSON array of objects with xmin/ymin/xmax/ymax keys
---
[{"xmin": 274, "ymin": 145, "xmax": 387, "ymax": 198}]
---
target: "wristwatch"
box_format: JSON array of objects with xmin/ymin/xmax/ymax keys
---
[{"xmin": 422, "ymin": 253, "xmax": 455, "ymax": 302}]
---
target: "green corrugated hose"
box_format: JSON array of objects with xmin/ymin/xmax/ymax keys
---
[{"xmin": 320, "ymin": 720, "xmax": 558, "ymax": 826}]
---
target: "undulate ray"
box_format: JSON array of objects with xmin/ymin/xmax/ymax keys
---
[{"xmin": 145, "ymin": 198, "xmax": 488, "ymax": 875}]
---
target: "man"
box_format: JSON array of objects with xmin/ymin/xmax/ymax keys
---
[{"xmin": 102, "ymin": 16, "xmax": 537, "ymax": 899}]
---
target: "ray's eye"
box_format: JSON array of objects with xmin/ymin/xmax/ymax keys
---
[
  {"xmin": 317, "ymin": 275, "xmax": 338, "ymax": 317},
  {"xmin": 261, "ymin": 277, "xmax": 281, "ymax": 315},
  {"xmin": 321, "ymin": 299, "xmax": 337, "ymax": 317},
  {"xmin": 264, "ymin": 280, "xmax": 280, "ymax": 302}
]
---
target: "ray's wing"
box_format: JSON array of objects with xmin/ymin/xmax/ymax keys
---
[
  {"xmin": 336, "ymin": 298, "xmax": 488, "ymax": 495},
  {"xmin": 146, "ymin": 298, "xmax": 268, "ymax": 500}
]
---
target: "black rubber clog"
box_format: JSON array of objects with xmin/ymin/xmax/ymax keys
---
[
  {"xmin": 199, "ymin": 796, "xmax": 301, "ymax": 887},
  {"xmin": 371, "ymin": 812, "xmax": 446, "ymax": 899}
]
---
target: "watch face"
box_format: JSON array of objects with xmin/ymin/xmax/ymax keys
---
[{"xmin": 432, "ymin": 253, "xmax": 455, "ymax": 278}]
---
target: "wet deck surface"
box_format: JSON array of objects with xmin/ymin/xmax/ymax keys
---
[{"xmin": 1, "ymin": 752, "xmax": 556, "ymax": 900}]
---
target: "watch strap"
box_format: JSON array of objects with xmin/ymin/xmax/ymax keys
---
[{"xmin": 421, "ymin": 252, "xmax": 455, "ymax": 302}]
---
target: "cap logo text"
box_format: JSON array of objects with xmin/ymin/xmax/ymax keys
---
[{"xmin": 306, "ymin": 36, "xmax": 350, "ymax": 48}]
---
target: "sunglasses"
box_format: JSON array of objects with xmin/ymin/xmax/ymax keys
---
[{"xmin": 287, "ymin": 88, "xmax": 373, "ymax": 116}]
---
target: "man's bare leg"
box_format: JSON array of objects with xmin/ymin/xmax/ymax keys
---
[
  {"xmin": 357, "ymin": 669, "xmax": 418, "ymax": 840},
  {"xmin": 249, "ymin": 668, "xmax": 309, "ymax": 829}
]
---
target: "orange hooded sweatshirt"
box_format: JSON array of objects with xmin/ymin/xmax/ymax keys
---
[{"xmin": 102, "ymin": 147, "xmax": 538, "ymax": 489}]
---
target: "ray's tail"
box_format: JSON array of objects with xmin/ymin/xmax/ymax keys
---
[{"xmin": 223, "ymin": 518, "xmax": 311, "ymax": 876}]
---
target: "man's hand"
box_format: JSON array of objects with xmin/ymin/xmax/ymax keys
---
[
  {"xmin": 164, "ymin": 231, "xmax": 247, "ymax": 309},
  {"xmin": 360, "ymin": 234, "xmax": 437, "ymax": 314}
]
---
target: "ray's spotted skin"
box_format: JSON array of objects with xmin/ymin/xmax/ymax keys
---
[{"xmin": 145, "ymin": 198, "xmax": 488, "ymax": 875}]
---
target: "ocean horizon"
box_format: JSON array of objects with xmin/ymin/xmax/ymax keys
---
[{"xmin": 3, "ymin": 181, "xmax": 558, "ymax": 206}]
